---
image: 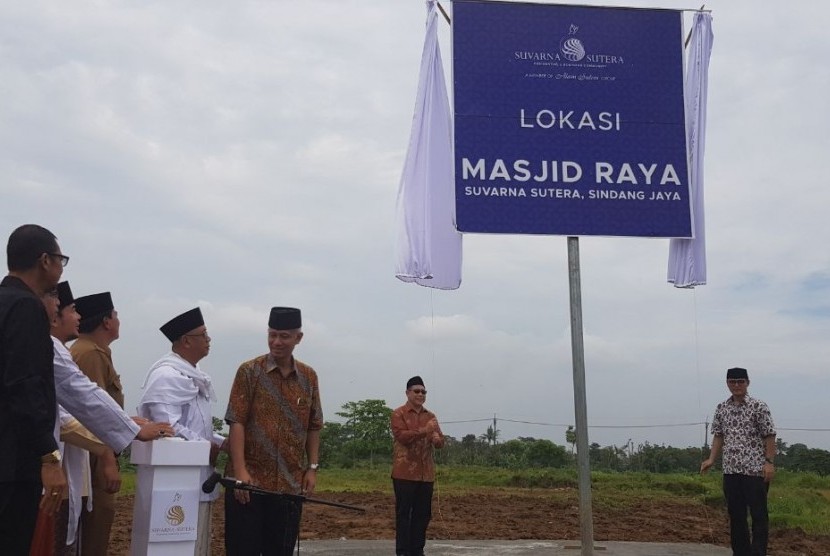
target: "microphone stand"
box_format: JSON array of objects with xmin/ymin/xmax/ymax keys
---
[{"xmin": 216, "ymin": 476, "xmax": 366, "ymax": 512}]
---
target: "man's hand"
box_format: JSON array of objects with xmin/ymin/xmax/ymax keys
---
[
  {"xmin": 39, "ymin": 462, "xmax": 67, "ymax": 514},
  {"xmin": 421, "ymin": 419, "xmax": 438, "ymax": 435},
  {"xmin": 763, "ymin": 462, "xmax": 776, "ymax": 483},
  {"xmin": 131, "ymin": 416, "xmax": 150, "ymax": 426},
  {"xmin": 233, "ymin": 468, "xmax": 253, "ymax": 505},
  {"xmin": 700, "ymin": 458, "xmax": 714, "ymax": 474},
  {"xmin": 135, "ymin": 422, "xmax": 175, "ymax": 441},
  {"xmin": 431, "ymin": 431, "xmax": 442, "ymax": 446},
  {"xmin": 302, "ymin": 469, "xmax": 317, "ymax": 496},
  {"xmin": 100, "ymin": 451, "xmax": 122, "ymax": 494}
]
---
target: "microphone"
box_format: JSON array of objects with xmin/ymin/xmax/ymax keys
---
[{"xmin": 202, "ymin": 472, "xmax": 222, "ymax": 493}]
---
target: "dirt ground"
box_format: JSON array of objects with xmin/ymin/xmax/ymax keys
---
[{"xmin": 110, "ymin": 490, "xmax": 830, "ymax": 555}]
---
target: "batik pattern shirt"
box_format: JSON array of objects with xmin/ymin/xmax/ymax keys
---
[
  {"xmin": 391, "ymin": 402, "xmax": 444, "ymax": 482},
  {"xmin": 711, "ymin": 394, "xmax": 775, "ymax": 476},
  {"xmin": 224, "ymin": 355, "xmax": 322, "ymax": 493}
]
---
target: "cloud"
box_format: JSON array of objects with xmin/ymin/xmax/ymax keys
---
[{"xmin": 2, "ymin": 0, "xmax": 829, "ymax": 451}]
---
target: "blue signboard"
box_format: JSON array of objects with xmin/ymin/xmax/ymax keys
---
[{"xmin": 453, "ymin": 1, "xmax": 691, "ymax": 237}]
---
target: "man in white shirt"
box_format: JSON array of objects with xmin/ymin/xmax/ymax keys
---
[{"xmin": 137, "ymin": 307, "xmax": 226, "ymax": 556}]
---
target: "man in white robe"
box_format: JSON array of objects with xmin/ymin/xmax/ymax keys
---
[{"xmin": 137, "ymin": 307, "xmax": 226, "ymax": 556}]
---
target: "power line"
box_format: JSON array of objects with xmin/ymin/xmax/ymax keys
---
[
  {"xmin": 441, "ymin": 416, "xmax": 830, "ymax": 433},
  {"xmin": 443, "ymin": 417, "xmax": 705, "ymax": 428},
  {"xmin": 587, "ymin": 422, "xmax": 706, "ymax": 429},
  {"xmin": 442, "ymin": 418, "xmax": 494, "ymax": 425}
]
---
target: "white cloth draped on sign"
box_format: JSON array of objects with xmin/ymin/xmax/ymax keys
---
[
  {"xmin": 395, "ymin": 0, "xmax": 462, "ymax": 290},
  {"xmin": 668, "ymin": 12, "xmax": 713, "ymax": 288}
]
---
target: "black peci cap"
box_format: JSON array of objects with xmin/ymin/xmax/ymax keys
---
[
  {"xmin": 160, "ymin": 307, "xmax": 205, "ymax": 342},
  {"xmin": 56, "ymin": 281, "xmax": 74, "ymax": 311},
  {"xmin": 726, "ymin": 367, "xmax": 749, "ymax": 380},
  {"xmin": 269, "ymin": 307, "xmax": 301, "ymax": 330},
  {"xmin": 74, "ymin": 292, "xmax": 114, "ymax": 320}
]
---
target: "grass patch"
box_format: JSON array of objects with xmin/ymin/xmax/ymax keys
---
[
  {"xmin": 767, "ymin": 471, "xmax": 830, "ymax": 535},
  {"xmin": 316, "ymin": 466, "xmax": 392, "ymax": 494},
  {"xmin": 121, "ymin": 472, "xmax": 136, "ymax": 495},
  {"xmin": 118, "ymin": 465, "xmax": 830, "ymax": 536}
]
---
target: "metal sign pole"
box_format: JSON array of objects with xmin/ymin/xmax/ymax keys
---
[{"xmin": 567, "ymin": 236, "xmax": 594, "ymax": 556}]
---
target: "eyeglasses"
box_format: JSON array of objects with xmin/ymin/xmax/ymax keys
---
[
  {"xmin": 727, "ymin": 379, "xmax": 747, "ymax": 385},
  {"xmin": 47, "ymin": 253, "xmax": 70, "ymax": 267},
  {"xmin": 409, "ymin": 388, "xmax": 427, "ymax": 395}
]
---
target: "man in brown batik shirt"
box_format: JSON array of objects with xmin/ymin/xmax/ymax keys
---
[
  {"xmin": 224, "ymin": 306, "xmax": 322, "ymax": 556},
  {"xmin": 391, "ymin": 375, "xmax": 444, "ymax": 556}
]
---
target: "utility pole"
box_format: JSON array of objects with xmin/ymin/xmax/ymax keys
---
[
  {"xmin": 567, "ymin": 237, "xmax": 594, "ymax": 556},
  {"xmin": 704, "ymin": 419, "xmax": 709, "ymax": 449},
  {"xmin": 493, "ymin": 413, "xmax": 498, "ymax": 445}
]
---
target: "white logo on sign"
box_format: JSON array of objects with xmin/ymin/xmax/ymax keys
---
[{"xmin": 560, "ymin": 24, "xmax": 585, "ymax": 62}]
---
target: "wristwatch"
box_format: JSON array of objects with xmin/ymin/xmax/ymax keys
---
[
  {"xmin": 308, "ymin": 463, "xmax": 320, "ymax": 471},
  {"xmin": 41, "ymin": 450, "xmax": 62, "ymax": 464}
]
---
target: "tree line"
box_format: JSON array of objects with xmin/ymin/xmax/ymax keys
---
[{"xmin": 316, "ymin": 400, "xmax": 830, "ymax": 475}]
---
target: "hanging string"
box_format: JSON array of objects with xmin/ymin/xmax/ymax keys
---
[
  {"xmin": 693, "ymin": 288, "xmax": 706, "ymax": 447},
  {"xmin": 430, "ymin": 288, "xmax": 436, "ymax": 383}
]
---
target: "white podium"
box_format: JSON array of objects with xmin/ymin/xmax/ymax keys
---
[{"xmin": 130, "ymin": 438, "xmax": 210, "ymax": 556}]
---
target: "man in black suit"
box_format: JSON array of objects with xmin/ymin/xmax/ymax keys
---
[{"xmin": 0, "ymin": 224, "xmax": 69, "ymax": 555}]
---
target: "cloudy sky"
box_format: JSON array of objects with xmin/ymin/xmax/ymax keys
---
[{"xmin": 2, "ymin": 0, "xmax": 828, "ymax": 452}]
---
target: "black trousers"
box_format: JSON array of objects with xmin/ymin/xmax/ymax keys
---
[
  {"xmin": 0, "ymin": 481, "xmax": 41, "ymax": 556},
  {"xmin": 393, "ymin": 478, "xmax": 434, "ymax": 556},
  {"xmin": 723, "ymin": 474, "xmax": 769, "ymax": 556},
  {"xmin": 224, "ymin": 489, "xmax": 303, "ymax": 556}
]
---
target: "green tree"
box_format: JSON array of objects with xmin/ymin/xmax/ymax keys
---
[
  {"xmin": 335, "ymin": 399, "xmax": 393, "ymax": 466},
  {"xmin": 446, "ymin": 433, "xmax": 487, "ymax": 465},
  {"xmin": 565, "ymin": 426, "xmax": 576, "ymax": 454},
  {"xmin": 496, "ymin": 439, "xmax": 529, "ymax": 468},
  {"xmin": 320, "ymin": 421, "xmax": 348, "ymax": 467},
  {"xmin": 209, "ymin": 417, "xmax": 229, "ymax": 470},
  {"xmin": 782, "ymin": 443, "xmax": 830, "ymax": 475},
  {"xmin": 213, "ymin": 416, "xmax": 226, "ymax": 433},
  {"xmin": 526, "ymin": 439, "xmax": 570, "ymax": 468},
  {"xmin": 461, "ymin": 433, "xmax": 478, "ymax": 445},
  {"xmin": 480, "ymin": 424, "xmax": 500, "ymax": 446},
  {"xmin": 588, "ymin": 442, "xmax": 603, "ymax": 467}
]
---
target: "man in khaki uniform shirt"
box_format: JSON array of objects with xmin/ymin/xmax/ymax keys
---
[{"xmin": 69, "ymin": 291, "xmax": 123, "ymax": 556}]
